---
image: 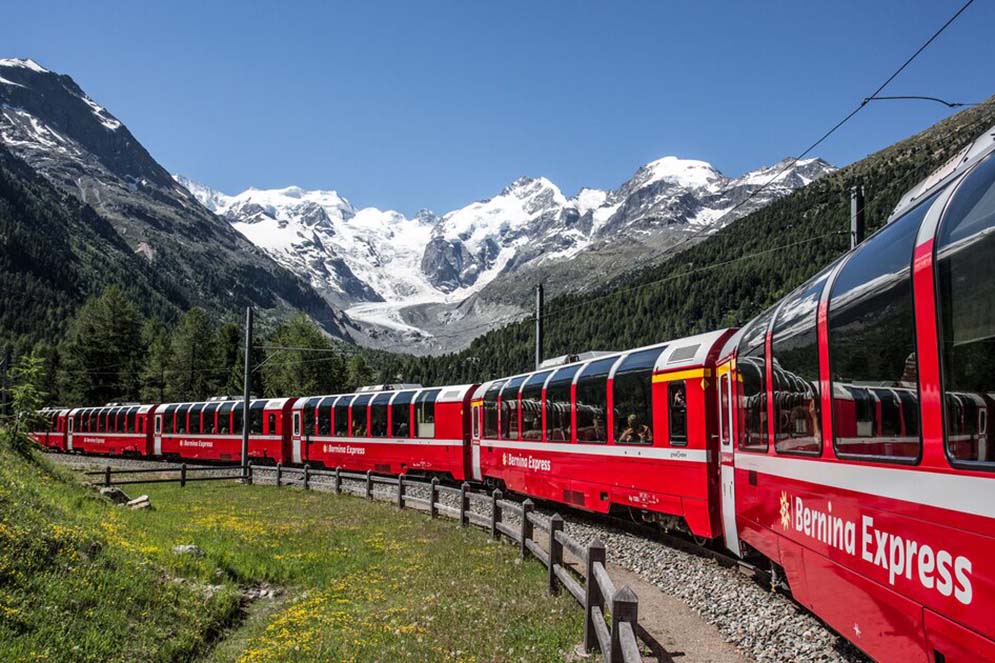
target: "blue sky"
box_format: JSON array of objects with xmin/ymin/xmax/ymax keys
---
[{"xmin": 2, "ymin": 1, "xmax": 991, "ymax": 215}]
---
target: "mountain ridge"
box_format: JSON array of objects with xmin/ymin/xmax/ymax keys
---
[
  {"xmin": 0, "ymin": 57, "xmax": 352, "ymax": 341},
  {"xmin": 177, "ymin": 154, "xmax": 833, "ymax": 352}
]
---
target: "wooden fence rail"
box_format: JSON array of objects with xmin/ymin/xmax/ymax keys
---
[{"xmin": 88, "ymin": 461, "xmax": 643, "ymax": 661}]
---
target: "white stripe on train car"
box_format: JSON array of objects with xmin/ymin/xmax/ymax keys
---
[
  {"xmin": 482, "ymin": 440, "xmax": 709, "ymax": 463},
  {"xmin": 309, "ymin": 436, "xmax": 462, "ymax": 447},
  {"xmin": 735, "ymin": 453, "xmax": 995, "ymax": 520}
]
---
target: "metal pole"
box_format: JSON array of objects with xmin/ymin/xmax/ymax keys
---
[
  {"xmin": 850, "ymin": 185, "xmax": 865, "ymax": 250},
  {"xmin": 535, "ymin": 284, "xmax": 544, "ymax": 370},
  {"xmin": 241, "ymin": 306, "xmax": 253, "ymax": 481}
]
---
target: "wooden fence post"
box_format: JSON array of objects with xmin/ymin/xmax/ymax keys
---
[
  {"xmin": 459, "ymin": 482, "xmax": 470, "ymax": 527},
  {"xmin": 491, "ymin": 489, "xmax": 503, "ymax": 541},
  {"xmin": 611, "ymin": 585, "xmax": 639, "ymax": 663},
  {"xmin": 334, "ymin": 466, "xmax": 341, "ymax": 494},
  {"xmin": 397, "ymin": 474, "xmax": 405, "ymax": 509},
  {"xmin": 180, "ymin": 463, "xmax": 186, "ymax": 488},
  {"xmin": 104, "ymin": 465, "xmax": 111, "ymax": 488},
  {"xmin": 275, "ymin": 462, "xmax": 282, "ymax": 487},
  {"xmin": 365, "ymin": 470, "xmax": 373, "ymax": 500},
  {"xmin": 548, "ymin": 514, "xmax": 564, "ymax": 595},
  {"xmin": 247, "ymin": 461, "xmax": 253, "ymax": 485},
  {"xmin": 584, "ymin": 540, "xmax": 607, "ymax": 652},
  {"xmin": 303, "ymin": 463, "xmax": 310, "ymax": 491},
  {"xmin": 520, "ymin": 499, "xmax": 534, "ymax": 559},
  {"xmin": 430, "ymin": 478, "xmax": 440, "ymax": 518}
]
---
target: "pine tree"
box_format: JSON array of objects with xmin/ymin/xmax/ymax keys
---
[
  {"xmin": 139, "ymin": 319, "xmax": 170, "ymax": 403},
  {"xmin": 262, "ymin": 314, "xmax": 345, "ymax": 397},
  {"xmin": 164, "ymin": 308, "xmax": 219, "ymax": 401},
  {"xmin": 59, "ymin": 286, "xmax": 143, "ymax": 405},
  {"xmin": 345, "ymin": 355, "xmax": 374, "ymax": 391}
]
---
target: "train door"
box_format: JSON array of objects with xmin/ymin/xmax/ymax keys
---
[
  {"xmin": 154, "ymin": 413, "xmax": 163, "ymax": 455},
  {"xmin": 292, "ymin": 410, "xmax": 303, "ymax": 464},
  {"xmin": 471, "ymin": 402, "xmax": 482, "ymax": 480},
  {"xmin": 67, "ymin": 414, "xmax": 75, "ymax": 451},
  {"xmin": 717, "ymin": 362, "xmax": 741, "ymax": 556}
]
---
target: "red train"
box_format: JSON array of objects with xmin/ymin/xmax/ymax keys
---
[{"xmin": 29, "ymin": 128, "xmax": 995, "ymax": 661}]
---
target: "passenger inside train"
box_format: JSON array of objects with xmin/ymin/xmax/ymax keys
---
[{"xmin": 618, "ymin": 414, "xmax": 652, "ymax": 444}]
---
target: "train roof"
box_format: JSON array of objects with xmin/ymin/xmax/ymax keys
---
[
  {"xmin": 472, "ymin": 329, "xmax": 734, "ymax": 400},
  {"xmin": 889, "ymin": 123, "xmax": 995, "ymax": 222},
  {"xmin": 293, "ymin": 383, "xmax": 476, "ymax": 408}
]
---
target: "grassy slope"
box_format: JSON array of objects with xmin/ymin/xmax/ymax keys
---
[{"xmin": 0, "ymin": 440, "xmax": 582, "ymax": 662}]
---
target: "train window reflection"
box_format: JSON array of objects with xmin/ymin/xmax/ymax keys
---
[
  {"xmin": 738, "ymin": 308, "xmax": 775, "ymax": 451},
  {"xmin": 545, "ymin": 365, "xmax": 581, "ymax": 443},
  {"xmin": 415, "ymin": 389, "xmax": 441, "ymax": 439},
  {"xmin": 520, "ymin": 372, "xmax": 550, "ymax": 441},
  {"xmin": 500, "ymin": 376, "xmax": 526, "ymax": 440},
  {"xmin": 483, "ymin": 382, "xmax": 502, "ymax": 439},
  {"xmin": 936, "ymin": 153, "xmax": 995, "ymax": 467},
  {"xmin": 613, "ymin": 350, "xmax": 662, "ymax": 446},
  {"xmin": 829, "ymin": 192, "xmax": 935, "ymax": 462},
  {"xmin": 370, "ymin": 393, "xmax": 391, "ymax": 437},
  {"xmin": 577, "ymin": 358, "xmax": 615, "ymax": 444},
  {"xmin": 391, "ymin": 391, "xmax": 414, "ymax": 437},
  {"xmin": 771, "ymin": 274, "xmax": 828, "ymax": 455}
]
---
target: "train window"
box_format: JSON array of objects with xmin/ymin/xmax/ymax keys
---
[
  {"xmin": 218, "ymin": 402, "xmax": 233, "ymax": 434},
  {"xmin": 333, "ymin": 396, "xmax": 350, "ymax": 437},
  {"xmin": 370, "ymin": 393, "xmax": 391, "ymax": 437},
  {"xmin": 576, "ymin": 358, "xmax": 614, "ymax": 443},
  {"xmin": 267, "ymin": 413, "xmax": 277, "ymax": 435},
  {"xmin": 176, "ymin": 405, "xmax": 190, "ymax": 434},
  {"xmin": 719, "ymin": 372, "xmax": 731, "ymax": 446},
  {"xmin": 829, "ymin": 192, "xmax": 936, "ymax": 462},
  {"xmin": 545, "ymin": 365, "xmax": 581, "ymax": 442},
  {"xmin": 249, "ymin": 401, "xmax": 266, "ymax": 435},
  {"xmin": 771, "ymin": 274, "xmax": 828, "ymax": 455},
  {"xmin": 738, "ymin": 308, "xmax": 776, "ymax": 451},
  {"xmin": 669, "ymin": 381, "xmax": 688, "ymax": 445},
  {"xmin": 936, "ymin": 154, "xmax": 995, "ymax": 467},
  {"xmin": 128, "ymin": 407, "xmax": 139, "ymax": 434},
  {"xmin": 391, "ymin": 391, "xmax": 415, "ymax": 437},
  {"xmin": 189, "ymin": 404, "xmax": 205, "ymax": 434},
  {"xmin": 313, "ymin": 396, "xmax": 331, "ymax": 436},
  {"xmin": 614, "ymin": 349, "xmax": 664, "ymax": 445},
  {"xmin": 202, "ymin": 403, "xmax": 218, "ymax": 434},
  {"xmin": 231, "ymin": 403, "xmax": 243, "ymax": 435},
  {"xmin": 483, "ymin": 382, "xmax": 504, "ymax": 440},
  {"xmin": 520, "ymin": 371, "xmax": 551, "ymax": 441},
  {"xmin": 500, "ymin": 376, "xmax": 527, "ymax": 440},
  {"xmin": 415, "ymin": 389, "xmax": 441, "ymax": 438},
  {"xmin": 351, "ymin": 394, "xmax": 372, "ymax": 437},
  {"xmin": 302, "ymin": 397, "xmax": 318, "ymax": 436}
]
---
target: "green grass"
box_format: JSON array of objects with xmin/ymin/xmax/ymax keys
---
[{"xmin": 0, "ymin": 436, "xmax": 583, "ymax": 662}]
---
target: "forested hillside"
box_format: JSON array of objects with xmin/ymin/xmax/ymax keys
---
[
  {"xmin": 370, "ymin": 97, "xmax": 995, "ymax": 385},
  {"xmin": 0, "ymin": 146, "xmax": 181, "ymax": 352}
]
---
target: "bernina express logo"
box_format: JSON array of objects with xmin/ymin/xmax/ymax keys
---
[
  {"xmin": 779, "ymin": 491, "xmax": 791, "ymax": 530},
  {"xmin": 782, "ymin": 493, "xmax": 974, "ymax": 605}
]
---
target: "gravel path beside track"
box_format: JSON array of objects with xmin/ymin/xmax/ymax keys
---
[{"xmin": 51, "ymin": 454, "xmax": 868, "ymax": 662}]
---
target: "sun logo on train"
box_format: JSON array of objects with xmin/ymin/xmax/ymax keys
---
[{"xmin": 779, "ymin": 491, "xmax": 791, "ymax": 530}]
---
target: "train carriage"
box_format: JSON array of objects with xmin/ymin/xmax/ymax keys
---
[
  {"xmin": 470, "ymin": 330, "xmax": 734, "ymax": 539},
  {"xmin": 290, "ymin": 384, "xmax": 476, "ymax": 480},
  {"xmin": 151, "ymin": 397, "xmax": 296, "ymax": 464},
  {"xmin": 65, "ymin": 403, "xmax": 154, "ymax": 456},
  {"xmin": 717, "ymin": 128, "xmax": 995, "ymax": 661},
  {"xmin": 29, "ymin": 407, "xmax": 70, "ymax": 451}
]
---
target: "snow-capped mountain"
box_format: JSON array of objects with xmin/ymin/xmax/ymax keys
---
[
  {"xmin": 177, "ymin": 153, "xmax": 833, "ymax": 345},
  {"xmin": 0, "ymin": 58, "xmax": 352, "ymax": 339}
]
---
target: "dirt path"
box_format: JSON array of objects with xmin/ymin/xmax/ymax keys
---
[{"xmin": 554, "ymin": 544, "xmax": 748, "ymax": 662}]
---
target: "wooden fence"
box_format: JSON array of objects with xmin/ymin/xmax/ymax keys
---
[{"xmin": 88, "ymin": 461, "xmax": 644, "ymax": 662}]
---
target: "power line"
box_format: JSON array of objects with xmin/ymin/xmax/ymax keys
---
[
  {"xmin": 864, "ymin": 95, "xmax": 978, "ymax": 109},
  {"xmin": 690, "ymin": 0, "xmax": 976, "ymax": 228}
]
